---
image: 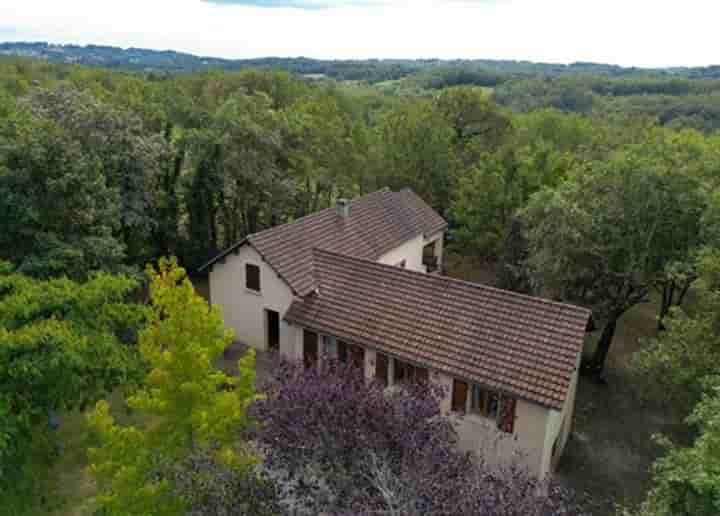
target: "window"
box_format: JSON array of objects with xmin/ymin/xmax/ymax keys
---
[
  {"xmin": 395, "ymin": 260, "xmax": 407, "ymax": 269},
  {"xmin": 323, "ymin": 335, "xmax": 337, "ymax": 356},
  {"xmin": 245, "ymin": 263, "xmax": 261, "ymax": 292},
  {"xmin": 469, "ymin": 384, "xmax": 515, "ymax": 434},
  {"xmin": 337, "ymin": 340, "xmax": 365, "ymax": 369},
  {"xmin": 394, "ymin": 359, "xmax": 428, "ymax": 385}
]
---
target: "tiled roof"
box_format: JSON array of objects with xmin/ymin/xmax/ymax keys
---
[
  {"xmin": 199, "ymin": 188, "xmax": 447, "ymax": 295},
  {"xmin": 285, "ymin": 249, "xmax": 590, "ymax": 410}
]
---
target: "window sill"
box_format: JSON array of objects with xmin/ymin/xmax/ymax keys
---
[{"xmin": 244, "ymin": 288, "xmax": 262, "ymax": 297}]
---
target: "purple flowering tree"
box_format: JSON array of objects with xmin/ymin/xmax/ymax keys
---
[{"xmin": 251, "ymin": 359, "xmax": 584, "ymax": 515}]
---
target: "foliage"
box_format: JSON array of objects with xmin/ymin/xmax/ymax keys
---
[
  {"xmin": 87, "ymin": 258, "xmax": 258, "ymax": 516},
  {"xmin": 634, "ymin": 248, "xmax": 720, "ymax": 403},
  {"xmin": 521, "ymin": 150, "xmax": 706, "ymax": 373},
  {"xmin": 166, "ymin": 449, "xmax": 281, "ymax": 516},
  {"xmin": 0, "ymin": 262, "xmax": 146, "ymax": 487},
  {"xmin": 634, "ymin": 378, "xmax": 720, "ymax": 516},
  {"xmin": 252, "ymin": 359, "xmax": 581, "ymax": 515}
]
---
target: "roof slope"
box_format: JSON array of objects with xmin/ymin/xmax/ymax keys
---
[
  {"xmin": 200, "ymin": 188, "xmax": 447, "ymax": 295},
  {"xmin": 285, "ymin": 249, "xmax": 590, "ymax": 409}
]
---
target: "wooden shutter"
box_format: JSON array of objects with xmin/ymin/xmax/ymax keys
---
[
  {"xmin": 498, "ymin": 397, "xmax": 516, "ymax": 434},
  {"xmin": 415, "ymin": 366, "xmax": 429, "ymax": 384},
  {"xmin": 452, "ymin": 380, "xmax": 468, "ymax": 413},
  {"xmin": 303, "ymin": 330, "xmax": 318, "ymax": 369}
]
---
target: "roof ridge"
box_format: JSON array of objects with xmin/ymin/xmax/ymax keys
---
[
  {"xmin": 248, "ymin": 187, "xmax": 392, "ymax": 242},
  {"xmin": 312, "ymin": 248, "xmax": 590, "ymax": 316}
]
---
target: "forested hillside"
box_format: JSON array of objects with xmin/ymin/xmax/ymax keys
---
[{"xmin": 1, "ymin": 53, "xmax": 720, "ymax": 515}]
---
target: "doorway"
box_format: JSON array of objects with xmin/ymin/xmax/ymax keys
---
[{"xmin": 266, "ymin": 309, "xmax": 280, "ymax": 352}]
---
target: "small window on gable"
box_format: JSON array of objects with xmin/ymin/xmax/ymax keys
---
[{"xmin": 246, "ymin": 263, "xmax": 261, "ymax": 292}]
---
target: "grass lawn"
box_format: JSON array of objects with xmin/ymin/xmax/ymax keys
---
[{"xmin": 0, "ymin": 390, "xmax": 147, "ymax": 516}]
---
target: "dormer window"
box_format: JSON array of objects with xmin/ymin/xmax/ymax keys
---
[{"xmin": 246, "ymin": 263, "xmax": 261, "ymax": 292}]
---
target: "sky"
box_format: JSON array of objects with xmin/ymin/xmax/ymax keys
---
[{"xmin": 0, "ymin": 0, "xmax": 718, "ymax": 68}]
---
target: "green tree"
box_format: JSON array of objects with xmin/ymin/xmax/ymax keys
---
[
  {"xmin": 0, "ymin": 102, "xmax": 126, "ymax": 278},
  {"xmin": 379, "ymin": 99, "xmax": 458, "ymax": 214},
  {"xmin": 522, "ymin": 152, "xmax": 705, "ymax": 375},
  {"xmin": 634, "ymin": 248, "xmax": 720, "ymax": 403},
  {"xmin": 634, "ymin": 379, "xmax": 720, "ymax": 516},
  {"xmin": 0, "ymin": 261, "xmax": 146, "ymax": 487},
  {"xmin": 88, "ymin": 258, "xmax": 258, "ymax": 515}
]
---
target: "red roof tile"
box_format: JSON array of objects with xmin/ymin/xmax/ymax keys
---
[
  {"xmin": 285, "ymin": 249, "xmax": 590, "ymax": 410},
  {"xmin": 199, "ymin": 188, "xmax": 447, "ymax": 295}
]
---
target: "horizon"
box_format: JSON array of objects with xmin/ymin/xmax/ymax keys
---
[{"xmin": 1, "ymin": 0, "xmax": 719, "ymax": 69}]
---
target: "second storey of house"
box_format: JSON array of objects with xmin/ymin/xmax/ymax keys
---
[{"xmin": 199, "ymin": 188, "xmax": 447, "ymax": 352}]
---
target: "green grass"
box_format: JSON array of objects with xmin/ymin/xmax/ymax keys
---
[{"xmin": 0, "ymin": 390, "xmax": 144, "ymax": 516}]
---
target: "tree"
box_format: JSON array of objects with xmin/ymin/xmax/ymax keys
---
[
  {"xmin": 0, "ymin": 261, "xmax": 146, "ymax": 487},
  {"xmin": 634, "ymin": 379, "xmax": 720, "ymax": 516},
  {"xmin": 521, "ymin": 152, "xmax": 705, "ymax": 375},
  {"xmin": 252, "ymin": 359, "xmax": 581, "ymax": 515},
  {"xmin": 634, "ymin": 248, "xmax": 720, "ymax": 403},
  {"xmin": 0, "ymin": 101, "xmax": 126, "ymax": 278},
  {"xmin": 87, "ymin": 258, "xmax": 258, "ymax": 515},
  {"xmin": 379, "ymin": 100, "xmax": 458, "ymax": 215},
  {"xmin": 25, "ymin": 86, "xmax": 171, "ymax": 266}
]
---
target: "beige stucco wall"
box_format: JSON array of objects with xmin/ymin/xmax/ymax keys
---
[
  {"xmin": 378, "ymin": 234, "xmax": 425, "ymax": 272},
  {"xmin": 208, "ymin": 244, "xmax": 295, "ymax": 352},
  {"xmin": 291, "ymin": 323, "xmax": 575, "ymax": 479},
  {"xmin": 432, "ymin": 371, "xmax": 560, "ymax": 479}
]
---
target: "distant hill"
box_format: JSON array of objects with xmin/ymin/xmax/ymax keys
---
[{"xmin": 2, "ymin": 41, "xmax": 720, "ymax": 82}]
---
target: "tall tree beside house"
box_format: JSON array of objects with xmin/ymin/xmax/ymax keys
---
[
  {"xmin": 0, "ymin": 261, "xmax": 146, "ymax": 503},
  {"xmin": 631, "ymin": 250, "xmax": 720, "ymax": 515},
  {"xmin": 379, "ymin": 99, "xmax": 459, "ymax": 215},
  {"xmin": 87, "ymin": 258, "xmax": 259, "ymax": 516},
  {"xmin": 521, "ymin": 150, "xmax": 706, "ymax": 375},
  {"xmin": 25, "ymin": 86, "xmax": 171, "ymax": 267},
  {"xmin": 0, "ymin": 101, "xmax": 126, "ymax": 279}
]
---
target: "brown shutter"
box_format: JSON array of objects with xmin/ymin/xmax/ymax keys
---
[
  {"xmin": 303, "ymin": 330, "xmax": 318, "ymax": 369},
  {"xmin": 498, "ymin": 397, "xmax": 516, "ymax": 433},
  {"xmin": 452, "ymin": 380, "xmax": 468, "ymax": 413}
]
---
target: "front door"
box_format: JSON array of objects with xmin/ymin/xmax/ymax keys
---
[
  {"xmin": 303, "ymin": 330, "xmax": 318, "ymax": 369},
  {"xmin": 266, "ymin": 309, "xmax": 280, "ymax": 352}
]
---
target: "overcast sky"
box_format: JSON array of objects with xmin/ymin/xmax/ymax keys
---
[{"xmin": 0, "ymin": 0, "xmax": 717, "ymax": 68}]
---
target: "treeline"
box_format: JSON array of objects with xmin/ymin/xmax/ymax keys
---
[
  {"xmin": 5, "ymin": 41, "xmax": 720, "ymax": 81},
  {"xmin": 2, "ymin": 55, "xmax": 720, "ymax": 514}
]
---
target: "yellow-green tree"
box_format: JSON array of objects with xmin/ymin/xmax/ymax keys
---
[{"xmin": 87, "ymin": 258, "xmax": 257, "ymax": 516}]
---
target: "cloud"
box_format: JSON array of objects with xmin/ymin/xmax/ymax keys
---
[{"xmin": 204, "ymin": 0, "xmax": 385, "ymax": 9}]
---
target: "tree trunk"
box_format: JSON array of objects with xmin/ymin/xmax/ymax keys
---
[
  {"xmin": 658, "ymin": 281, "xmax": 675, "ymax": 331},
  {"xmin": 590, "ymin": 317, "xmax": 619, "ymax": 376}
]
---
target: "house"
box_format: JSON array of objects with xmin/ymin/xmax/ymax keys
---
[{"xmin": 199, "ymin": 188, "xmax": 590, "ymax": 479}]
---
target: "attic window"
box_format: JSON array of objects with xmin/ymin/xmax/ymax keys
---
[{"xmin": 246, "ymin": 263, "xmax": 261, "ymax": 292}]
